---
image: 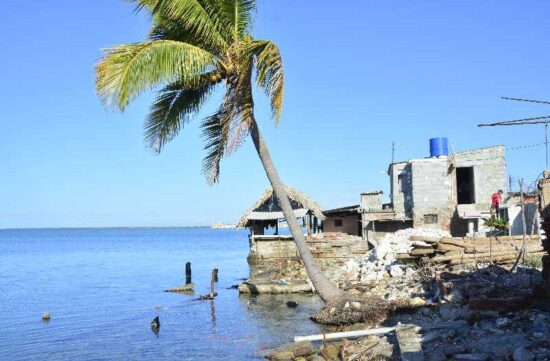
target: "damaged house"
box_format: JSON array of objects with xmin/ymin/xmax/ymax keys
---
[{"xmin": 325, "ymin": 139, "xmax": 537, "ymax": 239}]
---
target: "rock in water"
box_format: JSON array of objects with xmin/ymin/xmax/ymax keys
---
[
  {"xmin": 151, "ymin": 316, "xmax": 160, "ymax": 331},
  {"xmin": 41, "ymin": 312, "xmax": 51, "ymax": 321},
  {"xmin": 266, "ymin": 341, "xmax": 314, "ymax": 361},
  {"xmin": 286, "ymin": 301, "xmax": 298, "ymax": 308}
]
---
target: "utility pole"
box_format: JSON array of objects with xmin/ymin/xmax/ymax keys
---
[
  {"xmin": 391, "ymin": 141, "xmax": 395, "ymax": 164},
  {"xmin": 546, "ymin": 123, "xmax": 548, "ymax": 169},
  {"xmin": 519, "ymin": 179, "xmax": 527, "ymax": 264}
]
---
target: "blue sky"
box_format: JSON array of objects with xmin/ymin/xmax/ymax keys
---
[{"xmin": 1, "ymin": 1, "xmax": 549, "ymax": 228}]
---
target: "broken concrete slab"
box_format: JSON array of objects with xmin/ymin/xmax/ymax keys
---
[
  {"xmin": 265, "ymin": 341, "xmax": 314, "ymax": 361},
  {"xmin": 396, "ymin": 324, "xmax": 424, "ymax": 361}
]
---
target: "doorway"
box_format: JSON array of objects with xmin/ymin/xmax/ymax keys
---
[{"xmin": 456, "ymin": 167, "xmax": 475, "ymax": 204}]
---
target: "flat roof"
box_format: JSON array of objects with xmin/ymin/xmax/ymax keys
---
[{"xmin": 389, "ymin": 145, "xmax": 506, "ymax": 166}]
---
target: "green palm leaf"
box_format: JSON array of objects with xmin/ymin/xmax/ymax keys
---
[
  {"xmin": 145, "ymin": 80, "xmax": 214, "ymax": 152},
  {"xmin": 244, "ymin": 40, "xmax": 284, "ymax": 124},
  {"xmin": 220, "ymin": 0, "xmax": 256, "ymax": 39},
  {"xmin": 131, "ymin": 0, "xmax": 230, "ymax": 52},
  {"xmin": 201, "ymin": 106, "xmax": 230, "ymax": 184},
  {"xmin": 96, "ymin": 40, "xmax": 218, "ymax": 110}
]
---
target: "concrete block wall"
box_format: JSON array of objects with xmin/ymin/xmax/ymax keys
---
[
  {"xmin": 361, "ymin": 192, "xmax": 382, "ymax": 211},
  {"xmin": 247, "ymin": 233, "xmax": 367, "ymax": 271},
  {"xmin": 390, "ymin": 162, "xmax": 413, "ymax": 217},
  {"xmin": 453, "ymin": 146, "xmax": 506, "ymax": 211},
  {"xmin": 410, "ymin": 158, "xmax": 453, "ymax": 229}
]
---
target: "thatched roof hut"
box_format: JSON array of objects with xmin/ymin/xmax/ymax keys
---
[{"xmin": 237, "ymin": 186, "xmax": 325, "ymax": 234}]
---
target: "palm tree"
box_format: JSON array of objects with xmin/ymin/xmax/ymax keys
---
[{"xmin": 95, "ymin": 0, "xmax": 344, "ymax": 303}]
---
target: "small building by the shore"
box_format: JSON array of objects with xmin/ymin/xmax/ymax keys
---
[{"xmin": 237, "ymin": 187, "xmax": 325, "ymax": 264}]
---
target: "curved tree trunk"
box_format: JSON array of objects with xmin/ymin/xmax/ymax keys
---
[{"xmin": 249, "ymin": 118, "xmax": 344, "ymax": 303}]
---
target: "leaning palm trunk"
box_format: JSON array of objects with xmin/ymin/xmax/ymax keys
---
[
  {"xmin": 249, "ymin": 119, "xmax": 344, "ymax": 303},
  {"xmin": 96, "ymin": 0, "xmax": 347, "ymax": 305}
]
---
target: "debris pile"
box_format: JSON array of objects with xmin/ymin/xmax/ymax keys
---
[
  {"xmin": 342, "ymin": 230, "xmax": 544, "ymax": 286},
  {"xmin": 421, "ymin": 235, "xmax": 544, "ymax": 266},
  {"xmin": 342, "ymin": 228, "xmax": 450, "ymax": 283}
]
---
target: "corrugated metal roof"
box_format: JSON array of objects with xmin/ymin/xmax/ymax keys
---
[{"xmin": 247, "ymin": 208, "xmax": 309, "ymax": 221}]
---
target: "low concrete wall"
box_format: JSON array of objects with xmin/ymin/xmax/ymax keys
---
[{"xmin": 247, "ymin": 232, "xmax": 368, "ymax": 271}]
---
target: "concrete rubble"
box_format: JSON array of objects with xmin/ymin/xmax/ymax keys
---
[
  {"xmin": 262, "ymin": 227, "xmax": 550, "ymax": 361},
  {"xmin": 264, "ymin": 263, "xmax": 550, "ymax": 360},
  {"xmin": 340, "ymin": 228, "xmax": 450, "ymax": 284}
]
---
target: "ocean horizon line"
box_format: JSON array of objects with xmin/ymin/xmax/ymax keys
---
[{"xmin": 0, "ymin": 225, "xmax": 233, "ymax": 231}]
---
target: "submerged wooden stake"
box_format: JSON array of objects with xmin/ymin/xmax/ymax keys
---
[
  {"xmin": 212, "ymin": 268, "xmax": 218, "ymax": 283},
  {"xmin": 185, "ymin": 262, "xmax": 192, "ymax": 285},
  {"xmin": 200, "ymin": 268, "xmax": 219, "ymax": 300}
]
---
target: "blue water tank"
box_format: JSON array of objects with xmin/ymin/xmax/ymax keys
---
[{"xmin": 429, "ymin": 137, "xmax": 449, "ymax": 157}]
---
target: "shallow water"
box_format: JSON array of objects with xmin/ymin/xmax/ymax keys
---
[{"xmin": 0, "ymin": 228, "xmax": 324, "ymax": 360}]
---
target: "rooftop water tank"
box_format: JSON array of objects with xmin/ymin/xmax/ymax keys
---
[{"xmin": 429, "ymin": 137, "xmax": 449, "ymax": 157}]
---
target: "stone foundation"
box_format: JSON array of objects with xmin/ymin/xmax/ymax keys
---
[
  {"xmin": 247, "ymin": 232, "xmax": 368, "ymax": 272},
  {"xmin": 241, "ymin": 232, "xmax": 369, "ymax": 293}
]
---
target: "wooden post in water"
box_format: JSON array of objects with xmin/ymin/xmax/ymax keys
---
[
  {"xmin": 201, "ymin": 268, "xmax": 219, "ymax": 300},
  {"xmin": 213, "ymin": 268, "xmax": 219, "ymax": 283},
  {"xmin": 209, "ymin": 268, "xmax": 218, "ymax": 298},
  {"xmin": 185, "ymin": 262, "xmax": 192, "ymax": 285}
]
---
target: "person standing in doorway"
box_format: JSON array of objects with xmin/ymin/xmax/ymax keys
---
[{"xmin": 490, "ymin": 190, "xmax": 504, "ymax": 217}]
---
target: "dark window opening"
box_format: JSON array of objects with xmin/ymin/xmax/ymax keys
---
[
  {"xmin": 398, "ymin": 174, "xmax": 405, "ymax": 193},
  {"xmin": 334, "ymin": 219, "xmax": 343, "ymax": 227},
  {"xmin": 456, "ymin": 167, "xmax": 475, "ymax": 204},
  {"xmin": 424, "ymin": 214, "xmax": 438, "ymax": 224}
]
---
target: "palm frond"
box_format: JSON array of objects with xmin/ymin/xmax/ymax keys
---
[
  {"xmin": 201, "ymin": 80, "xmax": 254, "ymax": 184},
  {"xmin": 220, "ymin": 0, "xmax": 256, "ymax": 39},
  {"xmin": 201, "ymin": 106, "xmax": 230, "ymax": 184},
  {"xmin": 131, "ymin": 0, "xmax": 230, "ymax": 52},
  {"xmin": 96, "ymin": 40, "xmax": 218, "ymax": 110},
  {"xmin": 144, "ymin": 80, "xmax": 214, "ymax": 152},
  {"xmin": 243, "ymin": 40, "xmax": 284, "ymax": 124}
]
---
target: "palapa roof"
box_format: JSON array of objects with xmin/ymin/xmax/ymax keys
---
[{"xmin": 237, "ymin": 186, "xmax": 325, "ymax": 227}]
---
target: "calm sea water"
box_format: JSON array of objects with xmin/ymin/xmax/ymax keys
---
[{"xmin": 0, "ymin": 228, "xmax": 323, "ymax": 360}]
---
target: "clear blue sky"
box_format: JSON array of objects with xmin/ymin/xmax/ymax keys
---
[{"xmin": 1, "ymin": 1, "xmax": 549, "ymax": 228}]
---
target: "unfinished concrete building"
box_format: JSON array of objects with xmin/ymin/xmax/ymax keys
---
[
  {"xmin": 389, "ymin": 144, "xmax": 507, "ymax": 235},
  {"xmin": 325, "ymin": 141, "xmax": 511, "ymax": 239}
]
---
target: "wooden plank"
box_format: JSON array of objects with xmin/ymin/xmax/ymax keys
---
[
  {"xmin": 396, "ymin": 253, "xmax": 418, "ymax": 260},
  {"xmin": 437, "ymin": 243, "xmax": 464, "ymax": 252},
  {"xmin": 410, "ymin": 248, "xmax": 435, "ymax": 255},
  {"xmin": 409, "ymin": 235, "xmax": 440, "ymax": 243}
]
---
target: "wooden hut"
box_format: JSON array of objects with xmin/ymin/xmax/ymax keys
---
[
  {"xmin": 237, "ymin": 187, "xmax": 325, "ymax": 264},
  {"xmin": 238, "ymin": 186, "xmax": 325, "ymax": 235}
]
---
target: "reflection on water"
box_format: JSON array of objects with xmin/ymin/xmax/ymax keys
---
[
  {"xmin": 210, "ymin": 299, "xmax": 216, "ymax": 327},
  {"xmin": 0, "ymin": 228, "xmax": 325, "ymax": 360}
]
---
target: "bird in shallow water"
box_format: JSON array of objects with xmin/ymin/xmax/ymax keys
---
[{"xmin": 151, "ymin": 316, "xmax": 160, "ymax": 332}]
